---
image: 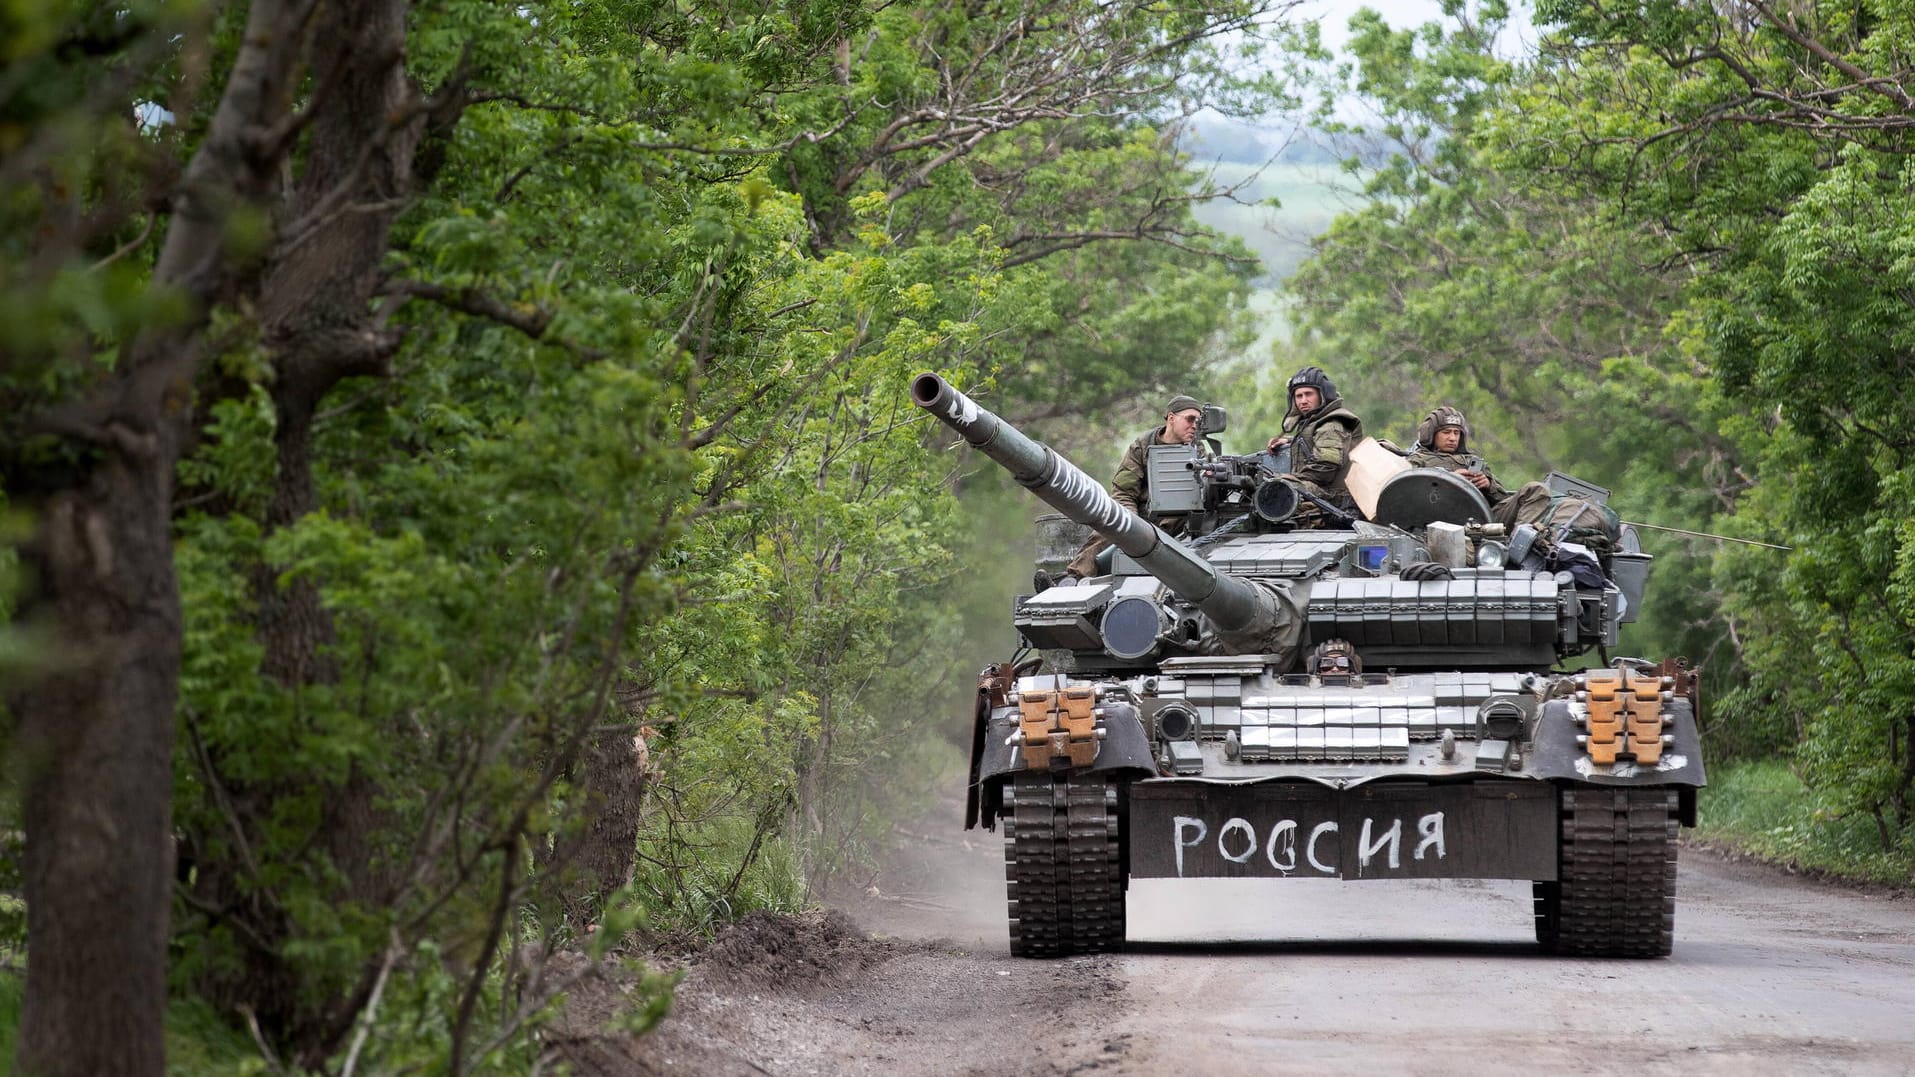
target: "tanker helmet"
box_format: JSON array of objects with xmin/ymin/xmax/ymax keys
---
[
  {"xmin": 1286, "ymin": 365, "xmax": 1338, "ymax": 406},
  {"xmin": 1415, "ymin": 405, "xmax": 1470, "ymax": 450},
  {"xmin": 1308, "ymin": 637, "xmax": 1363, "ymax": 676}
]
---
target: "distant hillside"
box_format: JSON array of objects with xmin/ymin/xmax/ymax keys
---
[
  {"xmin": 1179, "ymin": 113, "xmax": 1348, "ymax": 166},
  {"xmin": 1177, "ymin": 113, "xmax": 1411, "ymax": 286}
]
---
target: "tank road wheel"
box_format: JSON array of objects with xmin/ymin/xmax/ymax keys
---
[
  {"xmin": 1543, "ymin": 787, "xmax": 1678, "ymax": 957},
  {"xmin": 1002, "ymin": 771, "xmax": 1125, "ymax": 958}
]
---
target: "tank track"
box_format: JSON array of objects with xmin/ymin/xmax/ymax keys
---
[
  {"xmin": 1003, "ymin": 771, "xmax": 1125, "ymax": 957},
  {"xmin": 1535, "ymin": 786, "xmax": 1677, "ymax": 957}
]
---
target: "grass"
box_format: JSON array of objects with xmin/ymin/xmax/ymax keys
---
[
  {"xmin": 1694, "ymin": 759, "xmax": 1915, "ymax": 887},
  {"xmin": 0, "ymin": 971, "xmax": 263, "ymax": 1075}
]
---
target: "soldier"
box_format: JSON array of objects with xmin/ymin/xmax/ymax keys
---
[
  {"xmin": 1307, "ymin": 637, "xmax": 1362, "ymax": 679},
  {"xmin": 1405, "ymin": 405, "xmax": 1506, "ymax": 500},
  {"xmin": 1053, "ymin": 393, "xmax": 1207, "ymax": 583},
  {"xmin": 1265, "ymin": 365, "xmax": 1363, "ymax": 511},
  {"xmin": 1403, "ymin": 405, "xmax": 1548, "ymax": 529}
]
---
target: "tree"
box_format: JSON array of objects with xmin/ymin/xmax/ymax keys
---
[
  {"xmin": 1, "ymin": 0, "xmax": 858, "ymax": 1066},
  {"xmin": 4, "ymin": 0, "xmax": 1289, "ymax": 1069},
  {"xmin": 775, "ymin": 0, "xmax": 1293, "ymax": 425},
  {"xmin": 1514, "ymin": 0, "xmax": 1915, "ymax": 847},
  {"xmin": 3, "ymin": 2, "xmax": 362, "ymax": 1069},
  {"xmin": 1291, "ymin": 0, "xmax": 1915, "ymax": 845},
  {"xmin": 1273, "ymin": 0, "xmax": 1748, "ymax": 685}
]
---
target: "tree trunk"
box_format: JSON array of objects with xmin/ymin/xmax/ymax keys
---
[
  {"xmin": 252, "ymin": 0, "xmax": 419, "ymax": 687},
  {"xmin": 540, "ymin": 726, "xmax": 652, "ymax": 928},
  {"xmin": 185, "ymin": 0, "xmax": 423, "ymax": 1057},
  {"xmin": 13, "ymin": 466, "xmax": 179, "ymax": 1077},
  {"xmin": 9, "ymin": 1, "xmax": 315, "ymax": 1069},
  {"xmin": 1892, "ymin": 714, "xmax": 1913, "ymax": 834}
]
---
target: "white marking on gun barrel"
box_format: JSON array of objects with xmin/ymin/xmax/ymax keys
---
[{"xmin": 1047, "ymin": 457, "xmax": 1126, "ymax": 530}]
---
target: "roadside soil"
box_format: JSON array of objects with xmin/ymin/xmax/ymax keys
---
[
  {"xmin": 556, "ymin": 792, "xmax": 1915, "ymax": 1077},
  {"xmin": 553, "ymin": 806, "xmax": 1128, "ymax": 1077}
]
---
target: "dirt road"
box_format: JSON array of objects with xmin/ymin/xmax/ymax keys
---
[
  {"xmin": 586, "ymin": 808, "xmax": 1915, "ymax": 1076},
  {"xmin": 1119, "ymin": 859, "xmax": 1915, "ymax": 1076}
]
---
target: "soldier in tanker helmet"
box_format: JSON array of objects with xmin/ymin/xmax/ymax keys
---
[
  {"xmin": 1308, "ymin": 638, "xmax": 1363, "ymax": 681},
  {"xmin": 1265, "ymin": 365, "xmax": 1363, "ymax": 512},
  {"xmin": 1053, "ymin": 393, "xmax": 1209, "ymax": 584},
  {"xmin": 1403, "ymin": 404, "xmax": 1549, "ymax": 530},
  {"xmin": 1406, "ymin": 405, "xmax": 1507, "ymax": 501}
]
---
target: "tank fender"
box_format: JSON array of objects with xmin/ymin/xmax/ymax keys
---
[
  {"xmin": 1528, "ymin": 696, "xmax": 1706, "ymax": 800},
  {"xmin": 965, "ymin": 663, "xmax": 1015, "ymax": 830},
  {"xmin": 967, "ymin": 701, "xmax": 1155, "ymax": 831}
]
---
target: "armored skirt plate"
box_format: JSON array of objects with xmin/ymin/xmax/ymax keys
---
[{"xmin": 1128, "ymin": 779, "xmax": 1557, "ymax": 881}]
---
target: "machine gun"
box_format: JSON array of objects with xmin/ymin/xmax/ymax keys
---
[
  {"xmin": 912, "ymin": 373, "xmax": 1293, "ymax": 637},
  {"xmin": 1068, "ymin": 421, "xmax": 1355, "ymax": 536}
]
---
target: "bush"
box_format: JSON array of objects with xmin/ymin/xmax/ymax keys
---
[{"xmin": 1695, "ymin": 759, "xmax": 1915, "ymax": 885}]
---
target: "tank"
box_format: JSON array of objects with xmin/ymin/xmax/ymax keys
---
[{"xmin": 913, "ymin": 372, "xmax": 1704, "ymax": 958}]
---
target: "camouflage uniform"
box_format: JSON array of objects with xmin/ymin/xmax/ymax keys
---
[
  {"xmin": 1403, "ymin": 405, "xmax": 1548, "ymax": 529},
  {"xmin": 1277, "ymin": 366, "xmax": 1363, "ymax": 509}
]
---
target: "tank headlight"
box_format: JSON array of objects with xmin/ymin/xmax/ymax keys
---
[
  {"xmin": 1100, "ymin": 595, "xmax": 1168, "ymax": 660},
  {"xmin": 1155, "ymin": 702, "xmax": 1200, "ymax": 741},
  {"xmin": 1476, "ymin": 697, "xmax": 1529, "ymax": 740},
  {"xmin": 1476, "ymin": 540, "xmax": 1508, "ymax": 569}
]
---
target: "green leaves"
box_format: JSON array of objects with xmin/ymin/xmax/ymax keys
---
[
  {"xmin": 5, "ymin": 0, "xmax": 1287, "ymax": 1063},
  {"xmin": 1271, "ymin": 0, "xmax": 1915, "ymax": 875}
]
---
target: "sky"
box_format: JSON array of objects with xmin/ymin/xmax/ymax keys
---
[
  {"xmin": 1186, "ymin": 0, "xmax": 1528, "ymax": 147},
  {"xmin": 1298, "ymin": 0, "xmax": 1448, "ymax": 51},
  {"xmin": 1288, "ymin": 0, "xmax": 1538, "ymax": 82}
]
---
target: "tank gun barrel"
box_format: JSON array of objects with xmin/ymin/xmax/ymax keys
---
[{"xmin": 912, "ymin": 372, "xmax": 1268, "ymax": 631}]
